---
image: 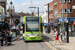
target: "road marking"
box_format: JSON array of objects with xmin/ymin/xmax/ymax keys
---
[
  {"xmin": 45, "ymin": 42, "xmax": 56, "ymax": 50},
  {"xmin": 39, "ymin": 42, "xmax": 47, "ymax": 50}
]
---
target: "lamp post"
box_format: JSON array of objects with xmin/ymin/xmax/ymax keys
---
[
  {"xmin": 66, "ymin": 0, "xmax": 69, "ymax": 43},
  {"xmin": 10, "ymin": 1, "xmax": 13, "ymax": 25},
  {"xmin": 62, "ymin": 0, "xmax": 65, "ymax": 41}
]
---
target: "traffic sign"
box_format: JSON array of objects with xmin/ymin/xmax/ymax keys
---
[{"xmin": 67, "ymin": 9, "xmax": 70, "ymax": 12}]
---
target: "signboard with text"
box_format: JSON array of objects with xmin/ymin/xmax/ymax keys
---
[
  {"xmin": 69, "ymin": 18, "xmax": 75, "ymax": 22},
  {"xmin": 59, "ymin": 18, "xmax": 67, "ymax": 22}
]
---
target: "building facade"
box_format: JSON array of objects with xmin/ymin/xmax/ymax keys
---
[{"xmin": 45, "ymin": 0, "xmax": 75, "ymax": 36}]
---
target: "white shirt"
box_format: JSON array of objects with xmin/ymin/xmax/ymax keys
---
[
  {"xmin": 10, "ymin": 32, "xmax": 13, "ymax": 36},
  {"xmin": 54, "ymin": 32, "xmax": 57, "ymax": 36}
]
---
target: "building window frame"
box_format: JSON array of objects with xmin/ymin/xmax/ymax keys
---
[
  {"xmin": 62, "ymin": 0, "xmax": 73, "ymax": 3},
  {"xmin": 62, "ymin": 9, "xmax": 72, "ymax": 13},
  {"xmin": 54, "ymin": 1, "xmax": 57, "ymax": 6},
  {"xmin": 54, "ymin": 9, "xmax": 58, "ymax": 17}
]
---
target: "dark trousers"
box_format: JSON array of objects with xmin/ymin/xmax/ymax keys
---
[{"xmin": 0, "ymin": 40, "xmax": 3, "ymax": 46}]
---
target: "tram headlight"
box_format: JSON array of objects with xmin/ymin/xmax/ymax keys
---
[{"xmin": 26, "ymin": 34, "xmax": 29, "ymax": 37}]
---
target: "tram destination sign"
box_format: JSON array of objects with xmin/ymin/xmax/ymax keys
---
[{"xmin": 26, "ymin": 17, "xmax": 39, "ymax": 21}]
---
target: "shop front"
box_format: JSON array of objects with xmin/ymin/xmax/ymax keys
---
[
  {"xmin": 59, "ymin": 17, "xmax": 75, "ymax": 36},
  {"xmin": 58, "ymin": 18, "xmax": 67, "ymax": 33},
  {"xmin": 68, "ymin": 17, "xmax": 75, "ymax": 36}
]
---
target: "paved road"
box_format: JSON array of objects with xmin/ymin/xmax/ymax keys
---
[{"xmin": 0, "ymin": 35, "xmax": 56, "ymax": 50}]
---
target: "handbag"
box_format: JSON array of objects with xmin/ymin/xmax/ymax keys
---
[{"xmin": 0, "ymin": 37, "xmax": 3, "ymax": 40}]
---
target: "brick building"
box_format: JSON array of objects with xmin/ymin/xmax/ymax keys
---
[{"xmin": 45, "ymin": 0, "xmax": 75, "ymax": 36}]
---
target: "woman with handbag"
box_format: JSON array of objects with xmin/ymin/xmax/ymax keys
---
[{"xmin": 54, "ymin": 29, "xmax": 61, "ymax": 45}]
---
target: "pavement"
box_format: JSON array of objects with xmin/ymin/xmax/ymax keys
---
[
  {"xmin": 43, "ymin": 31, "xmax": 75, "ymax": 50},
  {"xmin": 12, "ymin": 34, "xmax": 22, "ymax": 42}
]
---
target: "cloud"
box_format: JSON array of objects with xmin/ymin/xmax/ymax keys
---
[
  {"xmin": 22, "ymin": 3, "xmax": 31, "ymax": 5},
  {"xmin": 7, "ymin": 0, "xmax": 53, "ymax": 13}
]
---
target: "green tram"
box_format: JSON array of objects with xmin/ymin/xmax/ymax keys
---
[{"xmin": 23, "ymin": 16, "xmax": 42, "ymax": 41}]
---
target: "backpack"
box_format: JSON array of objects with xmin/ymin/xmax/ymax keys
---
[{"xmin": 57, "ymin": 32, "xmax": 60, "ymax": 36}]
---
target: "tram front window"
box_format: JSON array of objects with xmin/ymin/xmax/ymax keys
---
[{"xmin": 26, "ymin": 17, "xmax": 39, "ymax": 31}]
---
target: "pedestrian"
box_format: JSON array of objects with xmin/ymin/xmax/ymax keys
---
[
  {"xmin": 0, "ymin": 31, "xmax": 5, "ymax": 46},
  {"xmin": 54, "ymin": 29, "xmax": 61, "ymax": 45},
  {"xmin": 9, "ymin": 30, "xmax": 13, "ymax": 42},
  {"xmin": 5, "ymin": 32, "xmax": 9, "ymax": 45}
]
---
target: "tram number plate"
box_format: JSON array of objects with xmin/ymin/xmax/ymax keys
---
[{"xmin": 30, "ymin": 37, "xmax": 36, "ymax": 39}]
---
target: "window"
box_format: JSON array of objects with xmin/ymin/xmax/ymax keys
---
[
  {"xmin": 49, "ymin": 7, "xmax": 50, "ymax": 13},
  {"xmin": 54, "ymin": 2, "xmax": 57, "ymax": 6},
  {"xmin": 51, "ymin": 6, "xmax": 53, "ymax": 11},
  {"xmin": 49, "ymin": 15, "xmax": 50, "ymax": 20},
  {"xmin": 54, "ymin": 9, "xmax": 58, "ymax": 14},
  {"xmin": 26, "ymin": 17, "xmax": 39, "ymax": 31},
  {"xmin": 51, "ymin": 15, "xmax": 53, "ymax": 18},
  {"xmin": 62, "ymin": 9, "xmax": 72, "ymax": 13},
  {"xmin": 59, "ymin": 0, "xmax": 62, "ymax": 4},
  {"xmin": 50, "ymin": 6, "xmax": 53, "ymax": 13},
  {"xmin": 54, "ymin": 9, "xmax": 58, "ymax": 17},
  {"xmin": 62, "ymin": 0, "xmax": 72, "ymax": 3},
  {"xmin": 59, "ymin": 10, "xmax": 62, "ymax": 13}
]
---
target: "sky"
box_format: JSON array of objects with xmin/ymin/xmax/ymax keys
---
[{"xmin": 7, "ymin": 0, "xmax": 53, "ymax": 13}]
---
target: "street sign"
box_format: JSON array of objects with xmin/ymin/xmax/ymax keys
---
[
  {"xmin": 69, "ymin": 18, "xmax": 75, "ymax": 22},
  {"xmin": 57, "ymin": 14, "xmax": 61, "ymax": 17},
  {"xmin": 72, "ymin": 6, "xmax": 75, "ymax": 9},
  {"xmin": 59, "ymin": 18, "xmax": 67, "ymax": 22},
  {"xmin": 67, "ymin": 9, "xmax": 70, "ymax": 12}
]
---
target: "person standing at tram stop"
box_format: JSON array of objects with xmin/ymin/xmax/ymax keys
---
[
  {"xmin": 54, "ymin": 29, "xmax": 61, "ymax": 45},
  {"xmin": 0, "ymin": 31, "xmax": 5, "ymax": 46},
  {"xmin": 9, "ymin": 30, "xmax": 13, "ymax": 42}
]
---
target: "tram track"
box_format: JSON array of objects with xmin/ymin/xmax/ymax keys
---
[
  {"xmin": 25, "ymin": 42, "xmax": 28, "ymax": 50},
  {"xmin": 39, "ymin": 42, "xmax": 47, "ymax": 50}
]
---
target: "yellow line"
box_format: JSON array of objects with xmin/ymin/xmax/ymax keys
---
[{"xmin": 45, "ymin": 42, "xmax": 56, "ymax": 50}]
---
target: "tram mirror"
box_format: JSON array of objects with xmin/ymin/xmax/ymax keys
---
[
  {"xmin": 41, "ymin": 23, "xmax": 43, "ymax": 32},
  {"xmin": 23, "ymin": 24, "xmax": 25, "ymax": 33}
]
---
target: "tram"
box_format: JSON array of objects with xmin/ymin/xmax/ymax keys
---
[{"xmin": 23, "ymin": 16, "xmax": 42, "ymax": 41}]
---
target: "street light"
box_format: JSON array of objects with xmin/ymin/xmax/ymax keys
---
[
  {"xmin": 66, "ymin": 0, "xmax": 69, "ymax": 43},
  {"xmin": 29, "ymin": 7, "xmax": 39, "ymax": 16},
  {"xmin": 10, "ymin": 1, "xmax": 13, "ymax": 25}
]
